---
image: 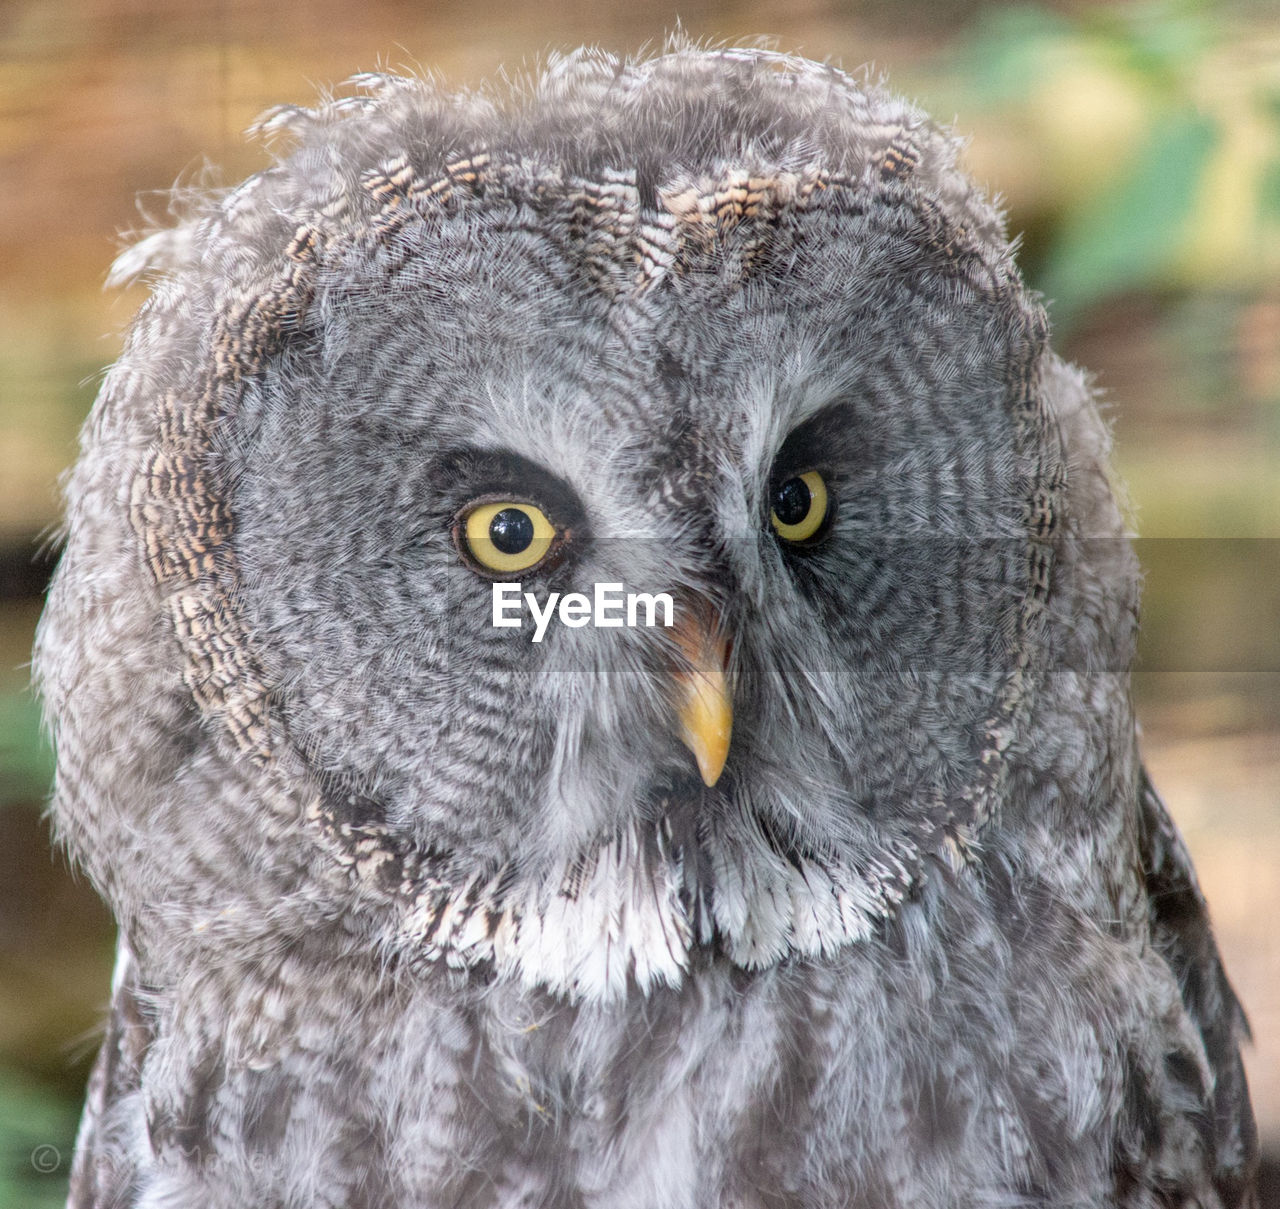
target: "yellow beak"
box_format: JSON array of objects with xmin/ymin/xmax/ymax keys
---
[{"xmin": 672, "ymin": 614, "xmax": 733, "ymax": 787}]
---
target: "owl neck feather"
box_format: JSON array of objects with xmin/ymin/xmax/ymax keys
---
[{"xmin": 306, "ymin": 790, "xmax": 938, "ymax": 1003}]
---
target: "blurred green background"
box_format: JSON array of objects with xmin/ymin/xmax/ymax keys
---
[{"xmin": 1, "ymin": 0, "xmax": 1278, "ymax": 1204}]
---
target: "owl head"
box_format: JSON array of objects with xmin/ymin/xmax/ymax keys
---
[{"xmin": 37, "ymin": 44, "xmax": 1139, "ymax": 1002}]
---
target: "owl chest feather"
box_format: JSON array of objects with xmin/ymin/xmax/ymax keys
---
[{"xmin": 115, "ymin": 865, "xmax": 1218, "ymax": 1209}]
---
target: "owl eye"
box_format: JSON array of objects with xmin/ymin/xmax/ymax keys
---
[
  {"xmin": 459, "ymin": 501, "xmax": 558, "ymax": 574},
  {"xmin": 770, "ymin": 470, "xmax": 829, "ymax": 543}
]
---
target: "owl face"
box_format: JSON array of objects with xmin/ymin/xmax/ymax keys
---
[
  {"xmin": 220, "ymin": 141, "xmax": 1049, "ymax": 988},
  {"xmin": 52, "ymin": 50, "xmax": 1067, "ymax": 1000}
]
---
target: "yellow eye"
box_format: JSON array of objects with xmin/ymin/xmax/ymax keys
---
[
  {"xmin": 460, "ymin": 501, "xmax": 558, "ymax": 574},
  {"xmin": 769, "ymin": 470, "xmax": 829, "ymax": 543}
]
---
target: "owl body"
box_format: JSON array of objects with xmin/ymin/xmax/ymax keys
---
[{"xmin": 37, "ymin": 46, "xmax": 1256, "ymax": 1208}]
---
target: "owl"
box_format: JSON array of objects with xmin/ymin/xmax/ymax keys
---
[{"xmin": 36, "ymin": 43, "xmax": 1258, "ymax": 1209}]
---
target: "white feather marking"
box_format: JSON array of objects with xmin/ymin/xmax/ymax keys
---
[{"xmin": 379, "ymin": 816, "xmax": 906, "ymax": 1002}]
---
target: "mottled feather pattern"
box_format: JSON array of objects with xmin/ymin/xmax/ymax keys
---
[{"xmin": 37, "ymin": 42, "xmax": 1255, "ymax": 1208}]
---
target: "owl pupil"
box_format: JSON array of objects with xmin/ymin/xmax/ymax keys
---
[
  {"xmin": 489, "ymin": 508, "xmax": 535, "ymax": 555},
  {"xmin": 773, "ymin": 477, "xmax": 811, "ymax": 525}
]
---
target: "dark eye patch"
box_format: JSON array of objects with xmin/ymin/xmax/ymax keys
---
[{"xmin": 432, "ymin": 446, "xmax": 588, "ymax": 535}]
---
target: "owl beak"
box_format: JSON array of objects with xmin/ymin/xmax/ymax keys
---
[{"xmin": 672, "ymin": 613, "xmax": 733, "ymax": 787}]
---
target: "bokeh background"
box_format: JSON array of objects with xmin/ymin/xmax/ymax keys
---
[{"xmin": 1, "ymin": 0, "xmax": 1277, "ymax": 1204}]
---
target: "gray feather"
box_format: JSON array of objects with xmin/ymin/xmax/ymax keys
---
[{"xmin": 36, "ymin": 41, "xmax": 1257, "ymax": 1208}]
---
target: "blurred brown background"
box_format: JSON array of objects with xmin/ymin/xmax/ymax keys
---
[{"xmin": 1, "ymin": 0, "xmax": 1277, "ymax": 1204}]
